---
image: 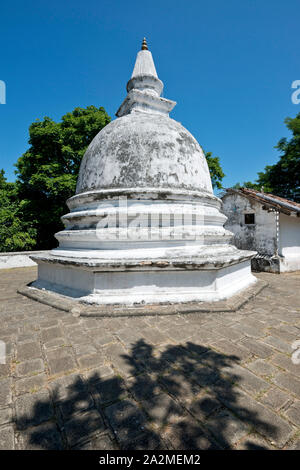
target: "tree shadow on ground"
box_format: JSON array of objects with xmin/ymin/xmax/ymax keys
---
[{"xmin": 14, "ymin": 339, "xmax": 277, "ymax": 450}]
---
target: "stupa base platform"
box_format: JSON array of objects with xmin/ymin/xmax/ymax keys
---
[
  {"xmin": 28, "ymin": 247, "xmax": 257, "ymax": 307},
  {"xmin": 19, "ymin": 271, "xmax": 266, "ymax": 317}
]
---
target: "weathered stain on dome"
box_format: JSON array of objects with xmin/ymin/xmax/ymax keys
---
[{"xmin": 76, "ymin": 113, "xmax": 213, "ymax": 194}]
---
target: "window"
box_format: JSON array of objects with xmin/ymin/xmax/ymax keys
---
[{"xmin": 244, "ymin": 213, "xmax": 255, "ymax": 224}]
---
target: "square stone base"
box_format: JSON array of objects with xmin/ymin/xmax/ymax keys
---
[{"xmin": 30, "ymin": 257, "xmax": 257, "ymax": 306}]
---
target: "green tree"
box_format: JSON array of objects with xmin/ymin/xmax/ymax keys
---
[
  {"xmin": 15, "ymin": 106, "xmax": 111, "ymax": 249},
  {"xmin": 235, "ymin": 113, "xmax": 300, "ymax": 201},
  {"xmin": 205, "ymin": 151, "xmax": 225, "ymax": 189},
  {"xmin": 0, "ymin": 170, "xmax": 36, "ymax": 252}
]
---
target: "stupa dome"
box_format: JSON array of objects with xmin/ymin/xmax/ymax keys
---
[{"xmin": 76, "ymin": 113, "xmax": 213, "ymax": 194}]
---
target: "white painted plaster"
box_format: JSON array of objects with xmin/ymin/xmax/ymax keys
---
[
  {"xmin": 222, "ymin": 193, "xmax": 300, "ymax": 273},
  {"xmin": 0, "ymin": 252, "xmax": 46, "ymax": 269},
  {"xmin": 32, "ymin": 259, "xmax": 256, "ymax": 305},
  {"xmin": 222, "ymin": 193, "xmax": 277, "ymax": 255},
  {"xmin": 279, "ymin": 213, "xmax": 300, "ymax": 271}
]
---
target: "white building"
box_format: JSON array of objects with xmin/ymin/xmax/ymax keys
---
[{"xmin": 222, "ymin": 188, "xmax": 300, "ymax": 273}]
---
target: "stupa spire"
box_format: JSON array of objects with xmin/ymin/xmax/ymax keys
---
[
  {"xmin": 131, "ymin": 39, "xmax": 158, "ymax": 79},
  {"xmin": 116, "ymin": 38, "xmax": 176, "ymax": 117},
  {"xmin": 141, "ymin": 37, "xmax": 148, "ymax": 50}
]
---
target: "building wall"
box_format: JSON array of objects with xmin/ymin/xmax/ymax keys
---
[
  {"xmin": 222, "ymin": 193, "xmax": 277, "ymax": 256},
  {"xmin": 0, "ymin": 251, "xmax": 46, "ymax": 270},
  {"xmin": 279, "ymin": 213, "xmax": 300, "ymax": 272}
]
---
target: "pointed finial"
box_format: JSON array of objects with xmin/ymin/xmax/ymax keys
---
[{"xmin": 141, "ymin": 37, "xmax": 148, "ymax": 50}]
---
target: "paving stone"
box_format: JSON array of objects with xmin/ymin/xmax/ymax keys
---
[
  {"xmin": 104, "ymin": 399, "xmax": 147, "ymax": 444},
  {"xmin": 16, "ymin": 358, "xmax": 44, "ymax": 377},
  {"xmin": 280, "ymin": 325, "xmax": 300, "ymax": 336},
  {"xmin": 58, "ymin": 391, "xmax": 94, "ymax": 421},
  {"xmin": 49, "ymin": 373, "xmax": 86, "ymax": 402},
  {"xmin": 217, "ymin": 388, "xmax": 294, "ymax": 448},
  {"xmin": 17, "ymin": 422, "xmax": 63, "ymax": 450},
  {"xmin": 116, "ymin": 328, "xmax": 142, "ymax": 347},
  {"xmin": 158, "ymin": 369, "xmax": 201, "ymax": 404},
  {"xmin": 206, "ymin": 409, "xmax": 250, "ymax": 448},
  {"xmin": 127, "ymin": 373, "xmax": 162, "ymax": 401},
  {"xmin": 213, "ymin": 326, "xmax": 245, "ymax": 342},
  {"xmin": 140, "ymin": 327, "xmax": 168, "ymax": 346},
  {"xmin": 272, "ymin": 371, "xmax": 300, "ymax": 396},
  {"xmin": 284, "ymin": 401, "xmax": 300, "ymax": 426},
  {"xmin": 65, "ymin": 332, "xmax": 90, "ymax": 344},
  {"xmin": 92, "ymin": 375, "xmax": 127, "ymax": 406},
  {"xmin": 75, "ymin": 433, "xmax": 117, "ymax": 450},
  {"xmin": 239, "ymin": 337, "xmax": 274, "ymax": 359},
  {"xmin": 17, "ymin": 341, "xmax": 41, "ymax": 361},
  {"xmin": 268, "ymin": 327, "xmax": 297, "ymax": 343},
  {"xmin": 233, "ymin": 324, "xmax": 264, "ymax": 339},
  {"xmin": 0, "ymin": 406, "xmax": 13, "ymax": 425},
  {"xmin": 0, "ymin": 425, "xmax": 15, "ymax": 449},
  {"xmin": 41, "ymin": 326, "xmax": 64, "ymax": 343},
  {"xmin": 188, "ymin": 393, "xmax": 223, "ymax": 421},
  {"xmin": 141, "ymin": 393, "xmax": 184, "ymax": 428},
  {"xmin": 73, "ymin": 343, "xmax": 97, "ymax": 357},
  {"xmin": 259, "ymin": 387, "xmax": 292, "ymax": 411},
  {"xmin": 247, "ymin": 358, "xmax": 278, "ymax": 377},
  {"xmin": 17, "ymin": 333, "xmax": 38, "ymax": 343},
  {"xmin": 61, "ymin": 316, "xmax": 81, "ymax": 326},
  {"xmin": 15, "ymin": 391, "xmax": 53, "ymax": 429},
  {"xmin": 83, "ymin": 365, "xmax": 114, "ymax": 383},
  {"xmin": 43, "ymin": 338, "xmax": 66, "ymax": 349},
  {"xmin": 48, "ymin": 355, "xmax": 77, "ymax": 376},
  {"xmin": 45, "ymin": 346, "xmax": 72, "ymax": 361},
  {"xmin": 39, "ymin": 319, "xmax": 60, "ymax": 329},
  {"xmin": 93, "ymin": 334, "xmax": 116, "ymax": 347},
  {"xmin": 64, "ymin": 409, "xmax": 106, "ymax": 447},
  {"xmin": 211, "ymin": 338, "xmax": 252, "ymax": 362},
  {"xmin": 15, "ymin": 373, "xmax": 46, "ymax": 396},
  {"xmin": 121, "ymin": 431, "xmax": 164, "ymax": 450},
  {"xmin": 0, "ymin": 378, "xmax": 12, "ymax": 405},
  {"xmin": 235, "ymin": 434, "xmax": 274, "ymax": 450},
  {"xmin": 262, "ymin": 335, "xmax": 292, "ymax": 354},
  {"xmin": 286, "ymin": 439, "xmax": 300, "ymax": 450},
  {"xmin": 167, "ymin": 421, "xmax": 219, "ymax": 450},
  {"xmin": 82, "ymin": 319, "xmax": 100, "ymax": 330},
  {"xmin": 166, "ymin": 325, "xmax": 194, "ymax": 342},
  {"xmin": 78, "ymin": 354, "xmax": 105, "ymax": 370},
  {"xmin": 104, "ymin": 342, "xmax": 142, "ymax": 378},
  {"xmin": 87, "ymin": 327, "xmax": 113, "ymax": 339},
  {"xmin": 0, "ymin": 363, "xmax": 10, "ymax": 378},
  {"xmin": 242, "ymin": 317, "xmax": 267, "ymax": 330},
  {"xmin": 187, "ymin": 365, "xmax": 219, "ymax": 388},
  {"xmin": 270, "ymin": 353, "xmax": 300, "ymax": 376}
]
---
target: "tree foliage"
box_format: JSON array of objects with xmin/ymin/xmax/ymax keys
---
[
  {"xmin": 205, "ymin": 151, "xmax": 225, "ymax": 189},
  {"xmin": 15, "ymin": 106, "xmax": 111, "ymax": 249},
  {"xmin": 235, "ymin": 113, "xmax": 300, "ymax": 201},
  {"xmin": 0, "ymin": 170, "xmax": 37, "ymax": 252}
]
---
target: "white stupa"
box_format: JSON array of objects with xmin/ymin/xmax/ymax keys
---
[{"xmin": 31, "ymin": 39, "xmax": 256, "ymax": 305}]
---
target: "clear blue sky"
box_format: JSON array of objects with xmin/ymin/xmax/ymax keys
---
[{"xmin": 0, "ymin": 0, "xmax": 299, "ymax": 190}]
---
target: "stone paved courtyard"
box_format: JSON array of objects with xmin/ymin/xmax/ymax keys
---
[{"xmin": 0, "ymin": 267, "xmax": 299, "ymax": 450}]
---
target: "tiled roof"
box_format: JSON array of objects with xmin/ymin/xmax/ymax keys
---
[{"xmin": 225, "ymin": 188, "xmax": 300, "ymax": 216}]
